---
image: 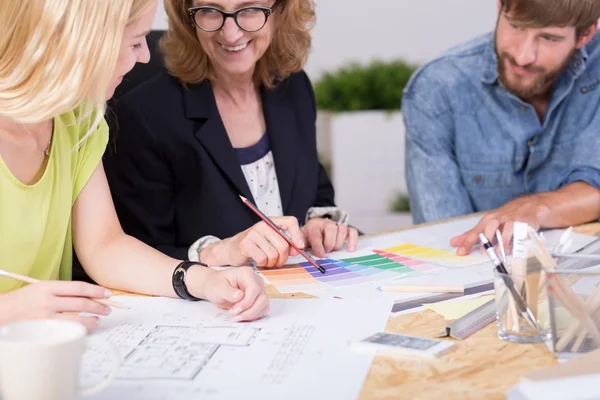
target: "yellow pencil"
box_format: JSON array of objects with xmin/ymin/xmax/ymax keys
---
[{"xmin": 0, "ymin": 269, "xmax": 129, "ymax": 310}]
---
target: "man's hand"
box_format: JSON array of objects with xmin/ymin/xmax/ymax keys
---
[{"xmin": 450, "ymin": 195, "xmax": 551, "ymax": 255}]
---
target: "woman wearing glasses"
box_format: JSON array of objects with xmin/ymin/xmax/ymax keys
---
[{"xmin": 105, "ymin": 0, "xmax": 359, "ymax": 268}]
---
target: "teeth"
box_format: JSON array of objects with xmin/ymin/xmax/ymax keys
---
[{"xmin": 220, "ymin": 42, "xmax": 248, "ymax": 52}]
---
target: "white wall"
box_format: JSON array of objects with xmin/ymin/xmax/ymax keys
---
[
  {"xmin": 153, "ymin": 2, "xmax": 168, "ymax": 30},
  {"xmin": 153, "ymin": 0, "xmax": 498, "ymax": 78}
]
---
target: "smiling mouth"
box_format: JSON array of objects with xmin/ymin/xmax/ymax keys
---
[{"xmin": 220, "ymin": 41, "xmax": 251, "ymax": 52}]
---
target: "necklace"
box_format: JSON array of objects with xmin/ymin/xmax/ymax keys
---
[{"xmin": 21, "ymin": 124, "xmax": 51, "ymax": 157}]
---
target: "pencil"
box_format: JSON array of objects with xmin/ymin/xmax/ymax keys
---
[
  {"xmin": 498, "ymin": 229, "xmax": 520, "ymax": 330},
  {"xmin": 527, "ymin": 227, "xmax": 600, "ymax": 349},
  {"xmin": 0, "ymin": 269, "xmax": 129, "ymax": 309},
  {"xmin": 511, "ymin": 224, "xmax": 530, "ymax": 332},
  {"xmin": 378, "ymin": 285, "xmax": 464, "ymax": 293},
  {"xmin": 239, "ymin": 195, "xmax": 326, "ymax": 274},
  {"xmin": 479, "ymin": 233, "xmax": 538, "ymax": 329}
]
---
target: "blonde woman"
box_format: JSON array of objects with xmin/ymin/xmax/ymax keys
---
[
  {"xmin": 104, "ymin": 0, "xmax": 359, "ymax": 269},
  {"xmin": 0, "ymin": 0, "xmax": 269, "ymax": 329}
]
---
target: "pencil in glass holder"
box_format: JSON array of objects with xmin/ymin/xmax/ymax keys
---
[
  {"xmin": 494, "ymin": 270, "xmax": 550, "ymax": 344},
  {"xmin": 545, "ymin": 268, "xmax": 600, "ymax": 358}
]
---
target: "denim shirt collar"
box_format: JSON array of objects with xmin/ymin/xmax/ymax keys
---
[
  {"xmin": 480, "ymin": 38, "xmax": 590, "ymax": 86},
  {"xmin": 481, "ymin": 40, "xmax": 499, "ymax": 85}
]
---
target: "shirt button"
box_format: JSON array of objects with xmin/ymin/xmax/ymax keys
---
[
  {"xmin": 528, "ymin": 174, "xmax": 533, "ymax": 180},
  {"xmin": 474, "ymin": 175, "xmax": 482, "ymax": 183},
  {"xmin": 528, "ymin": 139, "xmax": 534, "ymax": 146},
  {"xmin": 520, "ymin": 106, "xmax": 527, "ymax": 111},
  {"xmin": 581, "ymin": 87, "xmax": 589, "ymax": 94}
]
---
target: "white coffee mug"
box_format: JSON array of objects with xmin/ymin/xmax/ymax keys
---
[{"xmin": 0, "ymin": 319, "xmax": 120, "ymax": 400}]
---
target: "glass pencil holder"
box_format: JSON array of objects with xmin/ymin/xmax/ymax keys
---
[
  {"xmin": 545, "ymin": 268, "xmax": 600, "ymax": 359},
  {"xmin": 494, "ymin": 270, "xmax": 551, "ymax": 344}
]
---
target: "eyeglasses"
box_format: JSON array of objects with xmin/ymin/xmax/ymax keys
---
[{"xmin": 188, "ymin": 1, "xmax": 280, "ymax": 33}]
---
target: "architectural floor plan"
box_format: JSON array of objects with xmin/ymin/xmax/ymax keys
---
[{"xmin": 80, "ymin": 296, "xmax": 391, "ymax": 400}]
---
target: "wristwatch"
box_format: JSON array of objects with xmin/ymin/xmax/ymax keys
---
[{"xmin": 172, "ymin": 261, "xmax": 207, "ymax": 301}]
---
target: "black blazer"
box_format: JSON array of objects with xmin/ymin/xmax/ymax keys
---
[{"xmin": 104, "ymin": 70, "xmax": 336, "ymax": 260}]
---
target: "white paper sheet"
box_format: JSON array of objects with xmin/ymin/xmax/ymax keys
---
[
  {"xmin": 332, "ymin": 221, "xmax": 595, "ymax": 263},
  {"xmin": 540, "ymin": 229, "xmax": 598, "ymax": 255},
  {"xmin": 282, "ymin": 218, "xmax": 597, "ymax": 272},
  {"xmin": 304, "ymin": 215, "xmax": 489, "ymax": 268},
  {"xmin": 260, "ymin": 220, "xmax": 597, "ymax": 312},
  {"xmin": 79, "ymin": 296, "xmax": 392, "ymax": 400}
]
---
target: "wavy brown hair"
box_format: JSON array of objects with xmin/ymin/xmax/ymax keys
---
[{"xmin": 160, "ymin": 0, "xmax": 315, "ymax": 88}]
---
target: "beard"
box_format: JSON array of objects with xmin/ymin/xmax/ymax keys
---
[{"xmin": 494, "ymin": 36, "xmax": 575, "ymax": 101}]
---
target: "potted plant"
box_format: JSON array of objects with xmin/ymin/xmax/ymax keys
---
[{"xmin": 313, "ymin": 59, "xmax": 417, "ymax": 232}]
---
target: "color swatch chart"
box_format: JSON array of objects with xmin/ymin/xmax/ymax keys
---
[
  {"xmin": 381, "ymin": 243, "xmax": 487, "ymax": 267},
  {"xmin": 260, "ymin": 249, "xmax": 442, "ymax": 294}
]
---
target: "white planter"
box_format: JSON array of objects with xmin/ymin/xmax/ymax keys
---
[
  {"xmin": 315, "ymin": 111, "xmax": 334, "ymax": 166},
  {"xmin": 316, "ymin": 111, "xmax": 410, "ymax": 233}
]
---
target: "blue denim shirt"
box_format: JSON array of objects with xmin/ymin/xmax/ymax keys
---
[{"xmin": 404, "ymin": 32, "xmax": 600, "ymax": 224}]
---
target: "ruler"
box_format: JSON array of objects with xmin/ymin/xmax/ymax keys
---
[{"xmin": 437, "ymin": 298, "xmax": 497, "ymax": 340}]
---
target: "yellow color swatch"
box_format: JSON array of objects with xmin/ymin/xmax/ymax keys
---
[{"xmin": 424, "ymin": 295, "xmax": 495, "ymax": 320}]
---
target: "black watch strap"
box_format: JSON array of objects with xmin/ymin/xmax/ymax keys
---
[{"xmin": 172, "ymin": 261, "xmax": 207, "ymax": 301}]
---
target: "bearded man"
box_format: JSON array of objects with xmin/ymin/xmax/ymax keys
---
[{"xmin": 404, "ymin": 0, "xmax": 600, "ymax": 253}]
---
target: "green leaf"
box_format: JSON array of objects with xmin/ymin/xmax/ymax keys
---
[
  {"xmin": 313, "ymin": 59, "xmax": 418, "ymax": 112},
  {"xmin": 388, "ymin": 192, "xmax": 411, "ymax": 213}
]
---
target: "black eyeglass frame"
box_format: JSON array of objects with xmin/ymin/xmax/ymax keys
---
[{"xmin": 188, "ymin": 1, "xmax": 280, "ymax": 33}]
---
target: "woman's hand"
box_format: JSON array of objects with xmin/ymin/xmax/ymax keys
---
[
  {"xmin": 202, "ymin": 216, "xmax": 305, "ymax": 268},
  {"xmin": 302, "ymin": 218, "xmax": 359, "ymax": 258},
  {"xmin": 186, "ymin": 266, "xmax": 269, "ymax": 322},
  {"xmin": 0, "ymin": 281, "xmax": 112, "ymax": 330}
]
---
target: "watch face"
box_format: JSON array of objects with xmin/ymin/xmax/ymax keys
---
[
  {"xmin": 174, "ymin": 267, "xmax": 185, "ymax": 282},
  {"xmin": 173, "ymin": 263, "xmax": 201, "ymax": 301}
]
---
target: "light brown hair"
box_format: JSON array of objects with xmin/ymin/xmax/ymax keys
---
[
  {"xmin": 500, "ymin": 0, "xmax": 600, "ymax": 37},
  {"xmin": 160, "ymin": 0, "xmax": 316, "ymax": 88}
]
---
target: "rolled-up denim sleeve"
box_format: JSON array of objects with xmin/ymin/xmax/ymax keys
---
[
  {"xmin": 555, "ymin": 166, "xmax": 600, "ymax": 191},
  {"xmin": 404, "ymin": 92, "xmax": 474, "ymax": 224},
  {"xmin": 551, "ymin": 121, "xmax": 600, "ymax": 191}
]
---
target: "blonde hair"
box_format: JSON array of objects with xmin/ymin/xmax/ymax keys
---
[
  {"xmin": 0, "ymin": 0, "xmax": 155, "ymax": 129},
  {"xmin": 161, "ymin": 0, "xmax": 315, "ymax": 88}
]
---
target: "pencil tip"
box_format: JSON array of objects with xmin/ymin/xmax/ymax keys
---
[{"xmin": 239, "ymin": 195, "xmax": 247, "ymax": 201}]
